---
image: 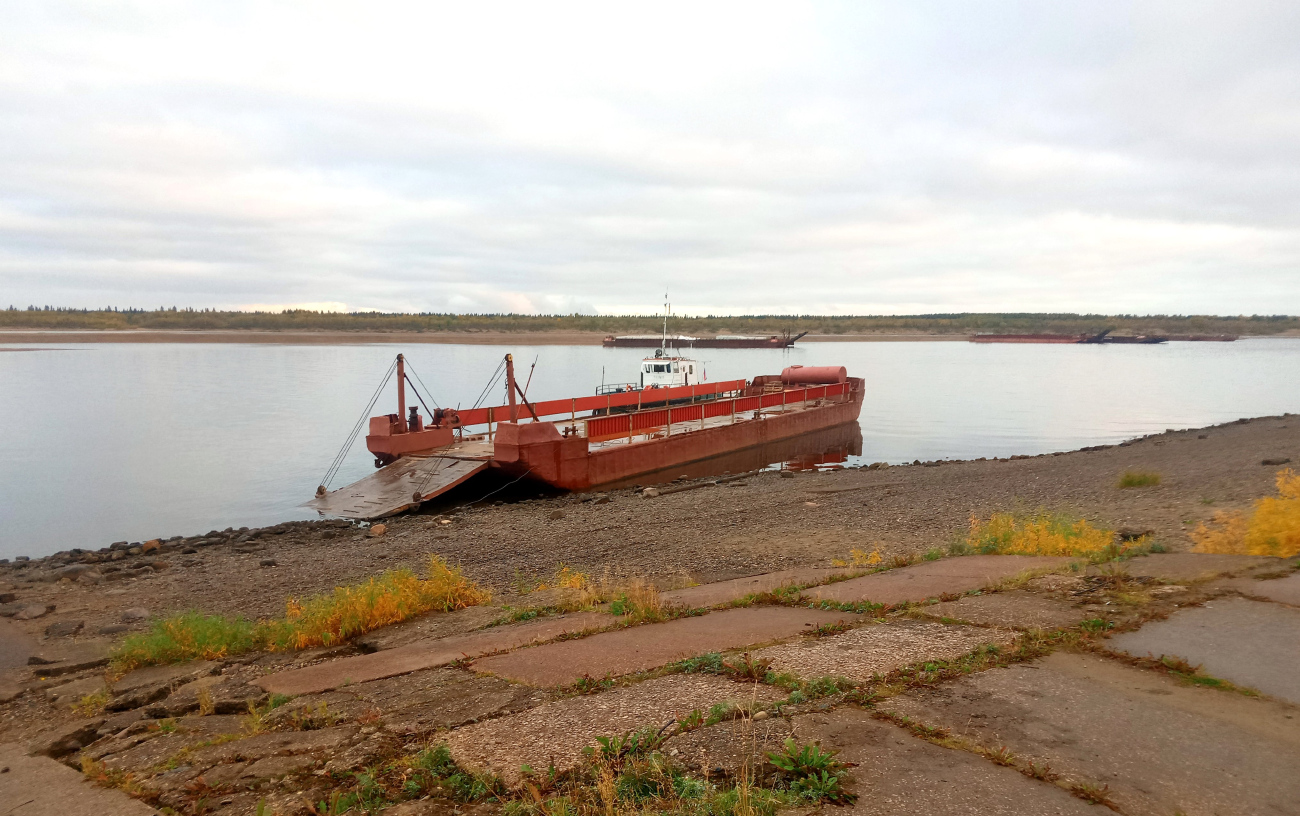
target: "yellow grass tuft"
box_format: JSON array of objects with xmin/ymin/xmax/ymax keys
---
[
  {"xmin": 269, "ymin": 555, "xmax": 491, "ymax": 650},
  {"xmin": 1193, "ymin": 469, "xmax": 1300, "ymax": 557},
  {"xmin": 832, "ymin": 547, "xmax": 883, "ymax": 568},
  {"xmin": 110, "ymin": 555, "xmax": 489, "ymax": 671},
  {"xmin": 965, "ymin": 511, "xmax": 1116, "ymax": 557}
]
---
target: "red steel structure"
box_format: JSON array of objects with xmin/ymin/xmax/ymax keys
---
[{"xmin": 310, "ymin": 355, "xmax": 865, "ymax": 519}]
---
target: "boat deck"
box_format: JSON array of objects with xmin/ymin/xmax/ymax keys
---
[
  {"xmin": 309, "ymin": 382, "xmax": 854, "ymax": 520},
  {"xmin": 584, "ymin": 398, "xmax": 831, "ymax": 450},
  {"xmin": 306, "ymin": 454, "xmax": 489, "ymax": 519}
]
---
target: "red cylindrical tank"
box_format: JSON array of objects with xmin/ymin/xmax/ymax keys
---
[{"xmin": 781, "ymin": 365, "xmax": 847, "ymax": 385}]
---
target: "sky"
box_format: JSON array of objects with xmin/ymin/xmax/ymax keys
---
[{"xmin": 1, "ymin": 1, "xmax": 1298, "ymax": 316}]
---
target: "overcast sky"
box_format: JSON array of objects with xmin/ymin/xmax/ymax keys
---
[{"xmin": 1, "ymin": 2, "xmax": 1298, "ymax": 316}]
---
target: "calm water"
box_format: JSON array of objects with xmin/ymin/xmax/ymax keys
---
[{"xmin": 3, "ymin": 339, "xmax": 1299, "ymax": 559}]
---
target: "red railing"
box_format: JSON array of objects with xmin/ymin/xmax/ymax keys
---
[
  {"xmin": 583, "ymin": 382, "xmax": 849, "ymax": 443},
  {"xmin": 456, "ymin": 379, "xmax": 747, "ymax": 428}
]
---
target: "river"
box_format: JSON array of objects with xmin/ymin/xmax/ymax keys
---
[{"xmin": 2, "ymin": 338, "xmax": 1298, "ymax": 559}]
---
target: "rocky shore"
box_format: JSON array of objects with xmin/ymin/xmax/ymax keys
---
[{"xmin": 0, "ymin": 413, "xmax": 1297, "ymax": 815}]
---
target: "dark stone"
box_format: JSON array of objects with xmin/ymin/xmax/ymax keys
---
[
  {"xmin": 30, "ymin": 719, "xmax": 106, "ymax": 758},
  {"xmin": 259, "ymin": 558, "xmax": 278, "ymax": 567},
  {"xmin": 98, "ymin": 624, "xmax": 130, "ymax": 635},
  {"xmin": 44, "ymin": 620, "xmax": 85, "ymax": 638},
  {"xmin": 13, "ymin": 604, "xmax": 53, "ymax": 621},
  {"xmin": 1116, "ymin": 527, "xmax": 1155, "ymax": 541},
  {"xmin": 1262, "ymin": 458, "xmax": 1292, "ymax": 466},
  {"xmin": 0, "ymin": 593, "xmax": 16, "ymax": 604},
  {"xmin": 549, "ymin": 510, "xmax": 566, "ymax": 520}
]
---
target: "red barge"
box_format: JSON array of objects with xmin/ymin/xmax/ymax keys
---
[{"xmin": 308, "ymin": 353, "xmax": 864, "ymax": 520}]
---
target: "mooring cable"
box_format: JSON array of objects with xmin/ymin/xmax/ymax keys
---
[{"xmin": 318, "ymin": 357, "xmax": 397, "ymax": 492}]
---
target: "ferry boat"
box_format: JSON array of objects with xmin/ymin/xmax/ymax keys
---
[{"xmin": 308, "ymin": 350, "xmax": 864, "ymax": 520}]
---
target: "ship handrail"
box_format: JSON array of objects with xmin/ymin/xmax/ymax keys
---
[
  {"xmin": 456, "ymin": 378, "xmax": 748, "ymax": 427},
  {"xmin": 582, "ymin": 381, "xmax": 853, "ymax": 443}
]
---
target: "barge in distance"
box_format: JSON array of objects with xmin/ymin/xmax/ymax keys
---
[{"xmin": 603, "ymin": 331, "xmax": 806, "ymax": 349}]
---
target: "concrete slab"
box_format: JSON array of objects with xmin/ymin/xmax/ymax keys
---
[
  {"xmin": 1227, "ymin": 571, "xmax": 1300, "ymax": 606},
  {"xmin": 884, "ymin": 651, "xmax": 1300, "ymax": 816},
  {"xmin": 258, "ymin": 612, "xmax": 609, "ymax": 696},
  {"xmin": 0, "ymin": 617, "xmax": 38, "ymax": 670},
  {"xmin": 353, "ymin": 604, "xmax": 504, "ymax": 651},
  {"xmin": 754, "ymin": 620, "xmax": 1016, "ymax": 683},
  {"xmin": 271, "ymin": 668, "xmax": 554, "ymax": 735},
  {"xmin": 447, "ymin": 674, "xmax": 783, "ymax": 786},
  {"xmin": 0, "ymin": 742, "xmax": 161, "ymax": 816},
  {"xmin": 661, "ymin": 568, "xmax": 847, "ymax": 608},
  {"xmin": 1107, "ymin": 596, "xmax": 1300, "ymax": 704},
  {"xmin": 473, "ymin": 606, "xmax": 852, "ymax": 687},
  {"xmin": 662, "ymin": 717, "xmax": 796, "ymax": 777},
  {"xmin": 806, "ymin": 556, "xmax": 1076, "ymax": 606},
  {"xmin": 792, "ymin": 709, "xmax": 1096, "ymax": 816},
  {"xmin": 1108, "ymin": 552, "xmax": 1279, "ymax": 582},
  {"xmin": 26, "ymin": 639, "xmax": 112, "ymax": 677},
  {"xmin": 918, "ymin": 591, "xmax": 1093, "ymax": 630}
]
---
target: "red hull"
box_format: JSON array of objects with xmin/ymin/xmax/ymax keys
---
[
  {"xmin": 491, "ymin": 378, "xmax": 864, "ymax": 490},
  {"xmin": 313, "ymin": 357, "xmax": 865, "ymax": 520}
]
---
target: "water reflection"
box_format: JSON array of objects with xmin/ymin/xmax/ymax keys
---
[{"xmin": 2, "ymin": 339, "xmax": 1299, "ymax": 558}]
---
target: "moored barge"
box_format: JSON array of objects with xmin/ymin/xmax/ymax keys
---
[
  {"xmin": 308, "ymin": 354, "xmax": 864, "ymax": 520},
  {"xmin": 603, "ymin": 332, "xmax": 807, "ymax": 349}
]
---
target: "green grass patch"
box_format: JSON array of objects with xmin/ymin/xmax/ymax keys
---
[{"xmin": 1118, "ymin": 470, "xmax": 1162, "ymax": 488}]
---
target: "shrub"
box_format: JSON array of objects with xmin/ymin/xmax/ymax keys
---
[
  {"xmin": 964, "ymin": 511, "xmax": 1115, "ymax": 557},
  {"xmin": 1193, "ymin": 469, "xmax": 1300, "ymax": 557},
  {"xmin": 1118, "ymin": 470, "xmax": 1161, "ymax": 488}
]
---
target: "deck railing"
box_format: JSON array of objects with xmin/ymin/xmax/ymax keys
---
[
  {"xmin": 584, "ymin": 382, "xmax": 850, "ymax": 443},
  {"xmin": 456, "ymin": 379, "xmax": 748, "ymax": 430}
]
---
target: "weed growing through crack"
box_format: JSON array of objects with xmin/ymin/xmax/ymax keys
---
[
  {"xmin": 72, "ymin": 688, "xmax": 108, "ymax": 717},
  {"xmin": 110, "ymin": 555, "xmax": 490, "ymax": 671},
  {"xmin": 1193, "ymin": 468, "xmax": 1300, "ymax": 557},
  {"xmin": 1118, "ymin": 470, "xmax": 1162, "ymax": 488},
  {"xmin": 1153, "ymin": 655, "xmax": 1261, "ymax": 696}
]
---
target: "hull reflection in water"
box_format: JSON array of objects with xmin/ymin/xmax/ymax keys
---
[{"xmin": 599, "ymin": 421, "xmax": 864, "ymax": 488}]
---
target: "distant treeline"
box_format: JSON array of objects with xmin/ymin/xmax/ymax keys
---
[{"xmin": 2, "ymin": 306, "xmax": 1296, "ymax": 336}]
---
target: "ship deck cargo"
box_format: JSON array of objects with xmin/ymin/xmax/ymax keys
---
[{"xmin": 308, "ymin": 356, "xmax": 863, "ymax": 520}]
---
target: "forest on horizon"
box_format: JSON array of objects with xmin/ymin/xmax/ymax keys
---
[{"xmin": 1, "ymin": 307, "xmax": 1295, "ymax": 336}]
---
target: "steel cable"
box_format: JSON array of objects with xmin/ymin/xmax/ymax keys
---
[{"xmin": 318, "ymin": 357, "xmax": 397, "ymax": 492}]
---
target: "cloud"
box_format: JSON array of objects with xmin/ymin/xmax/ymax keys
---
[{"xmin": 1, "ymin": 1, "xmax": 1298, "ymax": 315}]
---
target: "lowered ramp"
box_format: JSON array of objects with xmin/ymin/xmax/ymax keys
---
[{"xmin": 306, "ymin": 456, "xmax": 489, "ymax": 520}]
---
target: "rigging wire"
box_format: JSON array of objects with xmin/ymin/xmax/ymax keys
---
[
  {"xmin": 403, "ymin": 360, "xmax": 441, "ymax": 410},
  {"xmin": 471, "ymin": 357, "xmax": 507, "ymax": 410},
  {"xmin": 318, "ymin": 357, "xmax": 398, "ymax": 492}
]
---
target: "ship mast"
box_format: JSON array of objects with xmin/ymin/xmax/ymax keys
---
[{"xmin": 661, "ymin": 292, "xmax": 669, "ymax": 353}]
